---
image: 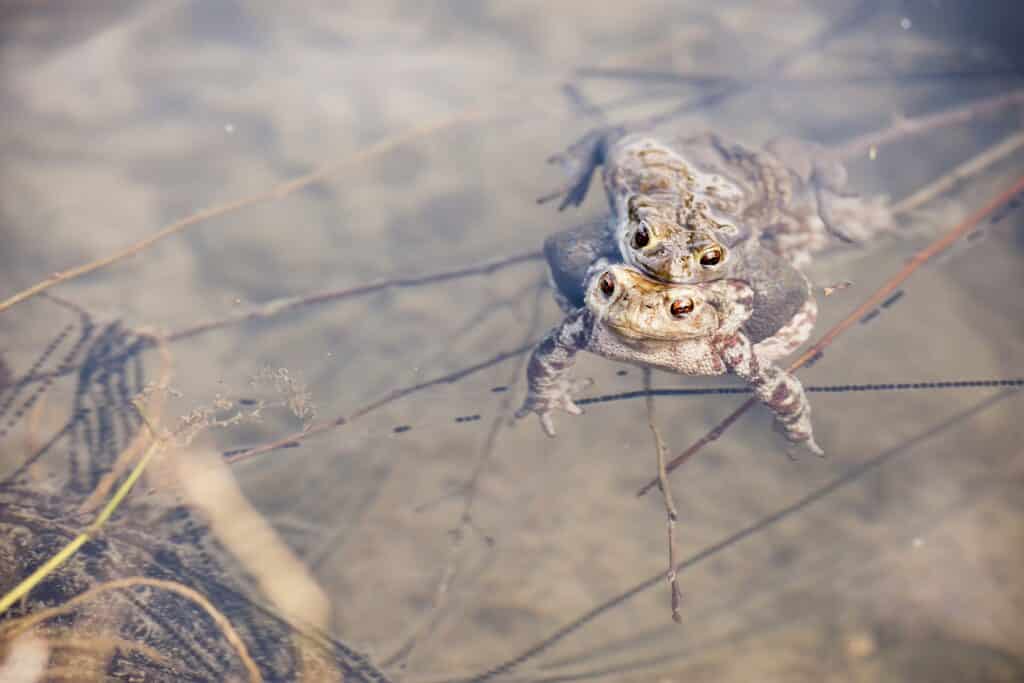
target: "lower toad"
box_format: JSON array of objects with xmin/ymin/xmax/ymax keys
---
[{"xmin": 517, "ymin": 261, "xmax": 822, "ymax": 454}]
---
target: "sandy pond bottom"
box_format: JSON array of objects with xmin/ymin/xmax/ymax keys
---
[{"xmin": 1, "ymin": 1, "xmax": 1023, "ymax": 681}]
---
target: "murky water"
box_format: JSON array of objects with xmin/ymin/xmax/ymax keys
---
[{"xmin": 2, "ymin": 2, "xmax": 1023, "ymax": 681}]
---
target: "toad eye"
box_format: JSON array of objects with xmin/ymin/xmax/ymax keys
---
[
  {"xmin": 670, "ymin": 298, "xmax": 695, "ymax": 318},
  {"xmin": 632, "ymin": 224, "xmax": 651, "ymax": 249},
  {"xmin": 598, "ymin": 272, "xmax": 616, "ymax": 298},
  {"xmin": 699, "ymin": 246, "xmax": 725, "ymax": 268}
]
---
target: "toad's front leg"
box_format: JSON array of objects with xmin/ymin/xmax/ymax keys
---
[
  {"xmin": 516, "ymin": 308, "xmax": 594, "ymax": 437},
  {"xmin": 539, "ymin": 126, "xmax": 628, "ymax": 210},
  {"xmin": 715, "ymin": 332, "xmax": 823, "ymax": 455}
]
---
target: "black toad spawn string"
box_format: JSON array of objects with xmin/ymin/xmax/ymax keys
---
[
  {"xmin": 576, "ymin": 377, "xmax": 1024, "ymax": 406},
  {"xmin": 215, "ymin": 376, "xmax": 1023, "ymax": 454}
]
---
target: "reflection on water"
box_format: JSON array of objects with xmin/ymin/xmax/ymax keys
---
[{"xmin": 2, "ymin": 2, "xmax": 1023, "ymax": 681}]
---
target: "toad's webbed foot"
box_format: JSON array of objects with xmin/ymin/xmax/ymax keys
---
[
  {"xmin": 717, "ymin": 333, "xmax": 822, "ymax": 453},
  {"xmin": 515, "ymin": 376, "xmax": 594, "ymax": 437},
  {"xmin": 777, "ymin": 422, "xmax": 825, "ymax": 459},
  {"xmin": 538, "ymin": 125, "xmax": 627, "ymax": 210},
  {"xmin": 757, "ymin": 366, "xmax": 822, "ymax": 454},
  {"xmin": 516, "ymin": 309, "xmax": 594, "ymax": 436}
]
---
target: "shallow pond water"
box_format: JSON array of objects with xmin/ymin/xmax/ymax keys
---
[{"xmin": 1, "ymin": 2, "xmax": 1023, "ymax": 681}]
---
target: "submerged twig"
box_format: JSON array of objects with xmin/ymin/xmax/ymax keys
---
[
  {"xmin": 576, "ymin": 66, "xmax": 1023, "ymax": 89},
  {"xmin": 637, "ymin": 172, "xmax": 1024, "ymax": 497},
  {"xmin": 643, "ymin": 368, "xmax": 682, "ymax": 624},
  {"xmin": 831, "ymin": 90, "xmax": 1024, "ymax": 161},
  {"xmin": 14, "ymin": 252, "xmax": 542, "ymax": 390},
  {"xmin": 0, "ymin": 112, "xmax": 485, "ymax": 315},
  {"xmin": 167, "ymin": 250, "xmax": 542, "ymax": 342},
  {"xmin": 890, "ymin": 130, "xmax": 1024, "ymax": 215}
]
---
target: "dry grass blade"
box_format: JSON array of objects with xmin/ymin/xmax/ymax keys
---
[
  {"xmin": 0, "ymin": 112, "xmax": 485, "ymax": 315},
  {"xmin": 637, "ymin": 172, "xmax": 1024, "ymax": 497}
]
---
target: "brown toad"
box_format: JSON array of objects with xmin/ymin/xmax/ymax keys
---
[
  {"xmin": 544, "ymin": 128, "xmax": 891, "ymax": 280},
  {"xmin": 517, "ymin": 261, "xmax": 822, "ymax": 453}
]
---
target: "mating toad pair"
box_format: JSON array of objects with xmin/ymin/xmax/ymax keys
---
[{"xmin": 516, "ymin": 128, "xmax": 890, "ymax": 455}]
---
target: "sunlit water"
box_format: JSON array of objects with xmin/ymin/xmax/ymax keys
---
[{"xmin": 2, "ymin": 2, "xmax": 1023, "ymax": 681}]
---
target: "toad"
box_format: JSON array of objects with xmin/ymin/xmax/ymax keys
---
[
  {"xmin": 542, "ymin": 128, "xmax": 890, "ymax": 283},
  {"xmin": 517, "ymin": 260, "xmax": 822, "ymax": 454}
]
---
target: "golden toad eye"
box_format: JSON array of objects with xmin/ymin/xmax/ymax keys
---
[
  {"xmin": 670, "ymin": 298, "xmax": 695, "ymax": 318},
  {"xmin": 699, "ymin": 247, "xmax": 724, "ymax": 268},
  {"xmin": 599, "ymin": 272, "xmax": 616, "ymax": 298},
  {"xmin": 632, "ymin": 224, "xmax": 650, "ymax": 249}
]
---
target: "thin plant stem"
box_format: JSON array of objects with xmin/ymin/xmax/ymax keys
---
[
  {"xmin": 831, "ymin": 90, "xmax": 1024, "ymax": 162},
  {"xmin": 576, "ymin": 66, "xmax": 1022, "ymax": 89},
  {"xmin": 890, "ymin": 130, "xmax": 1024, "ymax": 215},
  {"xmin": 0, "ymin": 113, "xmax": 484, "ymax": 315},
  {"xmin": 167, "ymin": 250, "xmax": 541, "ymax": 342},
  {"xmin": 643, "ymin": 368, "xmax": 682, "ymax": 623}
]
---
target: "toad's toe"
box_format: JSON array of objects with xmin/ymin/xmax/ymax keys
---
[{"xmin": 539, "ymin": 413, "xmax": 558, "ymax": 438}]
